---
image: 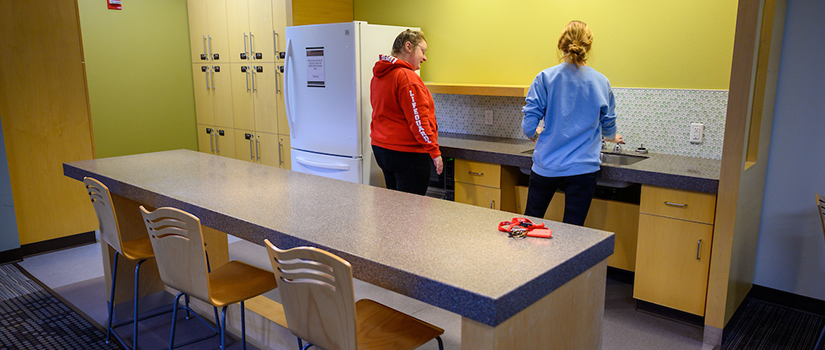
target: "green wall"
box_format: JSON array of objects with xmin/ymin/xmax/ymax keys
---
[
  {"xmin": 78, "ymin": 0, "xmax": 196, "ymax": 158},
  {"xmin": 355, "ymin": 0, "xmax": 738, "ymax": 89}
]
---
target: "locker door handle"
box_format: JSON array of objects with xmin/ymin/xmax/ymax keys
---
[
  {"xmin": 207, "ymin": 35, "xmax": 213, "ymax": 60},
  {"xmin": 278, "ymin": 140, "xmax": 283, "ymax": 165},
  {"xmin": 255, "ymin": 138, "xmax": 260, "ymax": 162},
  {"xmin": 201, "ymin": 35, "xmax": 207, "ymax": 60},
  {"xmin": 696, "ymin": 239, "xmax": 702, "ymax": 260}
]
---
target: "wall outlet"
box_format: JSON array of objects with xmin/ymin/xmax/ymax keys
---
[
  {"xmin": 484, "ymin": 110, "xmax": 494, "ymax": 126},
  {"xmin": 690, "ymin": 123, "xmax": 704, "ymax": 143}
]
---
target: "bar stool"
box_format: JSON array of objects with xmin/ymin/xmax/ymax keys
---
[
  {"xmin": 84, "ymin": 177, "xmax": 170, "ymax": 350},
  {"xmin": 140, "ymin": 206, "xmax": 278, "ymax": 350},
  {"xmin": 264, "ymin": 239, "xmax": 444, "ymax": 350}
]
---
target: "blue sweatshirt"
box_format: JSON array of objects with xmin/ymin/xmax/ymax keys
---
[{"xmin": 522, "ymin": 63, "xmax": 617, "ymax": 177}]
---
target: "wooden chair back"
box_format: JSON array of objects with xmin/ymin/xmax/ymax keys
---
[
  {"xmin": 265, "ymin": 240, "xmax": 358, "ymax": 350},
  {"xmin": 817, "ymin": 194, "xmax": 825, "ymax": 243},
  {"xmin": 84, "ymin": 177, "xmax": 123, "ymax": 253},
  {"xmin": 140, "ymin": 206, "xmax": 211, "ymax": 303}
]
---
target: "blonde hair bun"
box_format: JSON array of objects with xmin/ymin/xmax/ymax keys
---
[{"xmin": 557, "ymin": 21, "xmax": 593, "ymax": 67}]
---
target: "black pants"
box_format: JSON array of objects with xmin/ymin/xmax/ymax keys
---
[
  {"xmin": 524, "ymin": 170, "xmax": 599, "ymax": 226},
  {"xmin": 372, "ymin": 145, "xmax": 431, "ymax": 195}
]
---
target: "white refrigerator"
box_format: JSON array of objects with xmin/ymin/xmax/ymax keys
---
[{"xmin": 283, "ymin": 22, "xmax": 419, "ymax": 185}]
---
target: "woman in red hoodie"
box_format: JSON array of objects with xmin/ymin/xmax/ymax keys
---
[{"xmin": 370, "ymin": 29, "xmax": 442, "ymax": 195}]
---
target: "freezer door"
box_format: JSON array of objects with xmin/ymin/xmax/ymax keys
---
[
  {"xmin": 284, "ymin": 23, "xmax": 359, "ymax": 157},
  {"xmin": 291, "ymin": 149, "xmax": 362, "ymax": 183}
]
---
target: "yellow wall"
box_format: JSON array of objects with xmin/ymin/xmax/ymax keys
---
[
  {"xmin": 354, "ymin": 0, "xmax": 738, "ymax": 89},
  {"xmin": 78, "ymin": 0, "xmax": 197, "ymax": 158}
]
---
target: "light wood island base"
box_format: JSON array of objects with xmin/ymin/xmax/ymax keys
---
[{"xmin": 461, "ymin": 261, "xmax": 606, "ymax": 350}]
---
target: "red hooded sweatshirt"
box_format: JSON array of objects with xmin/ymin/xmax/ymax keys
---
[{"xmin": 370, "ymin": 54, "xmax": 440, "ymax": 159}]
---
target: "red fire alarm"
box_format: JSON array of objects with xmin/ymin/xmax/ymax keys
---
[{"xmin": 108, "ymin": 0, "xmax": 122, "ymax": 10}]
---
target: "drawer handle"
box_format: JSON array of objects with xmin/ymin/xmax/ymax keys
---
[
  {"xmin": 664, "ymin": 201, "xmax": 688, "ymax": 207},
  {"xmin": 468, "ymin": 171, "xmax": 484, "ymax": 176},
  {"xmin": 490, "ymin": 200, "xmax": 495, "ymax": 209},
  {"xmin": 696, "ymin": 239, "xmax": 702, "ymax": 260}
]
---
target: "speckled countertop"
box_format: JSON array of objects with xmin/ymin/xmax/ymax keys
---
[
  {"xmin": 63, "ymin": 149, "xmax": 613, "ymax": 327},
  {"xmin": 439, "ymin": 132, "xmax": 721, "ymax": 193}
]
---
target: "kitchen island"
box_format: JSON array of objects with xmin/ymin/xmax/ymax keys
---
[{"xmin": 64, "ymin": 149, "xmax": 614, "ymax": 350}]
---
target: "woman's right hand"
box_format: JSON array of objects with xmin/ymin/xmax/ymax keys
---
[
  {"xmin": 433, "ymin": 156, "xmax": 444, "ymax": 175},
  {"xmin": 605, "ymin": 134, "xmax": 623, "ymax": 144}
]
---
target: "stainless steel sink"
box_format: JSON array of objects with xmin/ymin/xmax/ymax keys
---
[{"xmin": 600, "ymin": 152, "xmax": 647, "ymax": 166}]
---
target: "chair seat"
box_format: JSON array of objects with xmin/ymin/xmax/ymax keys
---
[
  {"xmin": 209, "ymin": 261, "xmax": 278, "ymax": 308},
  {"xmin": 120, "ymin": 235, "xmax": 155, "ymax": 261},
  {"xmin": 355, "ymin": 299, "xmax": 444, "ymax": 350}
]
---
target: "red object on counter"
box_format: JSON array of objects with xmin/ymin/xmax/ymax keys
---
[{"xmin": 498, "ymin": 217, "xmax": 552, "ymax": 239}]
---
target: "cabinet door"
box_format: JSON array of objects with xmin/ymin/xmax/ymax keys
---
[
  {"xmin": 226, "ymin": 0, "xmax": 251, "ymax": 63},
  {"xmin": 634, "ymin": 213, "xmax": 713, "ymax": 316},
  {"xmin": 230, "ymin": 63, "xmax": 255, "ymax": 130},
  {"xmin": 587, "ymin": 199, "xmax": 639, "ymax": 272},
  {"xmin": 272, "ymin": 0, "xmax": 287, "ymax": 60},
  {"xmin": 197, "ymin": 124, "xmax": 216, "ymax": 154},
  {"xmin": 278, "ymin": 135, "xmax": 291, "ymax": 169},
  {"xmin": 213, "ymin": 128, "xmax": 236, "ymax": 158},
  {"xmin": 212, "ymin": 64, "xmax": 235, "ymax": 128},
  {"xmin": 188, "ymin": 0, "xmax": 210, "ymax": 62},
  {"xmin": 455, "ymin": 182, "xmax": 501, "ymax": 210},
  {"xmin": 234, "ymin": 129, "xmax": 257, "ymax": 162},
  {"xmin": 248, "ymin": 0, "xmax": 274, "ymax": 62},
  {"xmin": 276, "ymin": 65, "xmax": 288, "ymax": 135},
  {"xmin": 205, "ymin": 0, "xmax": 230, "ymax": 61},
  {"xmin": 253, "ymin": 63, "xmax": 278, "ymax": 134},
  {"xmin": 256, "ymin": 132, "xmax": 279, "ymax": 166},
  {"xmin": 193, "ymin": 64, "xmax": 215, "ymax": 125}
]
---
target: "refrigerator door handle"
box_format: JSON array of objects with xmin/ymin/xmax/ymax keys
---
[
  {"xmin": 284, "ymin": 38, "xmax": 295, "ymax": 138},
  {"xmin": 295, "ymin": 156, "xmax": 350, "ymax": 171}
]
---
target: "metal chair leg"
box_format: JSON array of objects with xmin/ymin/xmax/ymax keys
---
[
  {"xmin": 106, "ymin": 252, "xmax": 120, "ymax": 344},
  {"xmin": 169, "ymin": 292, "xmax": 184, "ymax": 350},
  {"xmin": 241, "ymin": 301, "xmax": 247, "ymax": 350},
  {"xmin": 296, "ymin": 337, "xmax": 303, "ymax": 350},
  {"xmin": 220, "ymin": 305, "xmax": 229, "ymax": 350},
  {"xmin": 436, "ymin": 336, "xmax": 444, "ymax": 350},
  {"xmin": 132, "ymin": 259, "xmax": 146, "ymax": 350},
  {"xmin": 301, "ymin": 342, "xmax": 313, "ymax": 350}
]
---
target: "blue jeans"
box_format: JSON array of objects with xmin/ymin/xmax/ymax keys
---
[
  {"xmin": 372, "ymin": 145, "xmax": 432, "ymax": 195},
  {"xmin": 524, "ymin": 170, "xmax": 599, "ymax": 226}
]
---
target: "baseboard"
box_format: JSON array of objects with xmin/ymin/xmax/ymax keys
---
[
  {"xmin": 606, "ymin": 266, "xmax": 635, "ymax": 285},
  {"xmin": 21, "ymin": 231, "xmax": 96, "ymax": 257},
  {"xmin": 635, "ymin": 299, "xmax": 704, "ymax": 327},
  {"xmin": 0, "ymin": 248, "xmax": 23, "ymax": 264},
  {"xmin": 747, "ymin": 284, "xmax": 825, "ymax": 317}
]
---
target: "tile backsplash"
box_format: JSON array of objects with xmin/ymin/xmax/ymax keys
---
[{"xmin": 433, "ymin": 88, "xmax": 728, "ymax": 160}]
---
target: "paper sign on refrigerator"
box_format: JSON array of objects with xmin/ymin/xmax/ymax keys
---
[{"xmin": 306, "ymin": 48, "xmax": 325, "ymax": 88}]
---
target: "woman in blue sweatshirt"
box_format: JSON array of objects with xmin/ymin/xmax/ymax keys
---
[{"xmin": 522, "ymin": 20, "xmax": 623, "ymax": 226}]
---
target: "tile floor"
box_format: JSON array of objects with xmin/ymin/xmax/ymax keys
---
[{"xmin": 17, "ymin": 236, "xmax": 718, "ymax": 350}]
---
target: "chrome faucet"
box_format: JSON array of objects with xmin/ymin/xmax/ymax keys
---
[
  {"xmin": 613, "ymin": 143, "xmax": 622, "ymax": 153},
  {"xmin": 601, "ymin": 140, "xmax": 606, "ymax": 150}
]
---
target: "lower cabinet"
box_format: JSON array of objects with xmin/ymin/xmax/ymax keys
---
[
  {"xmin": 197, "ymin": 124, "xmax": 236, "ymax": 158},
  {"xmin": 454, "ymin": 159, "xmax": 520, "ymax": 212},
  {"xmin": 233, "ymin": 130, "xmax": 291, "ymax": 170},
  {"xmin": 634, "ymin": 213, "xmax": 713, "ymax": 316},
  {"xmin": 515, "ymin": 186, "xmax": 639, "ymax": 272},
  {"xmin": 633, "ymin": 185, "xmax": 717, "ymax": 316},
  {"xmin": 278, "ymin": 135, "xmax": 290, "ymax": 170}
]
